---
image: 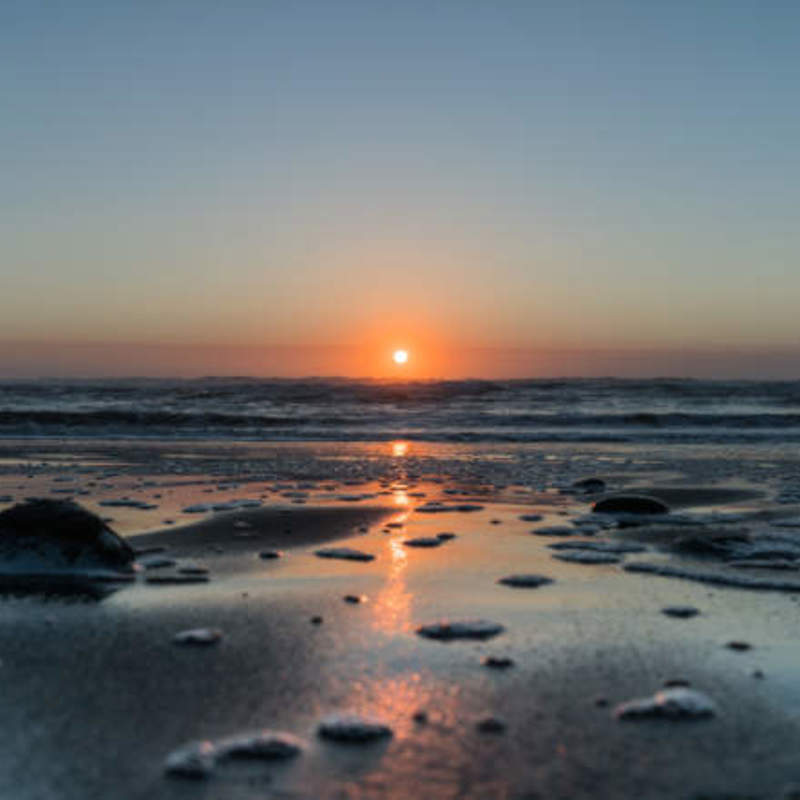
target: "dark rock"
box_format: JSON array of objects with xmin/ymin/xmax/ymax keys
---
[
  {"xmin": 614, "ymin": 687, "xmax": 716, "ymax": 720},
  {"xmin": 482, "ymin": 655, "xmax": 515, "ymax": 669},
  {"xmin": 0, "ymin": 499, "xmax": 135, "ymax": 593},
  {"xmin": 725, "ymin": 640, "xmax": 752, "ymax": 651},
  {"xmin": 416, "ymin": 619, "xmax": 505, "ymax": 641},
  {"xmin": 497, "ymin": 574, "xmax": 553, "ymax": 588},
  {"xmin": 593, "ymin": 495, "xmax": 669, "ymax": 515},
  {"xmin": 476, "ymin": 716, "xmax": 506, "ymax": 734},
  {"xmin": 573, "ymin": 478, "xmax": 606, "ymax": 494},
  {"xmin": 662, "ymin": 606, "xmax": 700, "ymax": 618}
]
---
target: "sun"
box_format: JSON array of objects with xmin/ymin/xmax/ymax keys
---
[{"xmin": 392, "ymin": 349, "xmax": 409, "ymax": 365}]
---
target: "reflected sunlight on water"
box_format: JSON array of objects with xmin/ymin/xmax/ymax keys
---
[{"xmin": 370, "ymin": 535, "xmax": 413, "ymax": 636}]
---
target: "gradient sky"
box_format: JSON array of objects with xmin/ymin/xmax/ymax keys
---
[{"xmin": 2, "ymin": 1, "xmax": 799, "ymax": 378}]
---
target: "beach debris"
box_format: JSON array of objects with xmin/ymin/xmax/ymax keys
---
[
  {"xmin": 164, "ymin": 740, "xmax": 217, "ymax": 779},
  {"xmin": 573, "ymin": 478, "xmax": 606, "ymax": 494},
  {"xmin": 164, "ymin": 730, "xmax": 303, "ymax": 779},
  {"xmin": 661, "ymin": 605, "xmax": 700, "ymax": 618},
  {"xmin": 482, "ymin": 655, "xmax": 515, "ymax": 669},
  {"xmin": 0, "ymin": 499, "xmax": 135, "ymax": 589},
  {"xmin": 259, "ymin": 549, "xmax": 283, "ymax": 559},
  {"xmin": 314, "ymin": 547, "xmax": 375, "ymax": 562},
  {"xmin": 548, "ymin": 540, "xmax": 646, "ymax": 554},
  {"xmin": 173, "ymin": 628, "xmax": 223, "ymax": 646},
  {"xmin": 614, "ymin": 687, "xmax": 716, "ymax": 720},
  {"xmin": 519, "ymin": 513, "xmax": 543, "ymax": 522},
  {"xmin": 416, "ymin": 619, "xmax": 505, "ymax": 641},
  {"xmin": 624, "ymin": 561, "xmax": 800, "ymax": 592},
  {"xmin": 593, "ymin": 495, "xmax": 669, "ymax": 515},
  {"xmin": 530, "ymin": 525, "xmax": 575, "ymax": 536},
  {"xmin": 317, "ymin": 713, "xmax": 393, "ymax": 743},
  {"xmin": 497, "ymin": 574, "xmax": 553, "ymax": 588},
  {"xmin": 436, "ymin": 532, "xmax": 456, "ymax": 541},
  {"xmin": 725, "ymin": 640, "xmax": 752, "ymax": 651},
  {"xmin": 552, "ymin": 550, "xmax": 621, "ymax": 564},
  {"xmin": 476, "ymin": 716, "xmax": 506, "ymax": 734},
  {"xmin": 403, "ymin": 537, "xmax": 443, "ymax": 548}
]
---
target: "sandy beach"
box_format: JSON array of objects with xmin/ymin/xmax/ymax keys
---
[{"xmin": 0, "ymin": 439, "xmax": 799, "ymax": 798}]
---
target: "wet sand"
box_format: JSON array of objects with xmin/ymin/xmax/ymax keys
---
[{"xmin": 2, "ymin": 440, "xmax": 800, "ymax": 798}]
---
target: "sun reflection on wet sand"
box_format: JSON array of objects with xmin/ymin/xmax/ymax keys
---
[{"xmin": 370, "ymin": 534, "xmax": 413, "ymax": 635}]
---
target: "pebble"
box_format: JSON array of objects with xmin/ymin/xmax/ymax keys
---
[
  {"xmin": 614, "ymin": 687, "xmax": 716, "ymax": 720},
  {"xmin": 412, "ymin": 710, "xmax": 428, "ymax": 724},
  {"xmin": 317, "ymin": 713, "xmax": 393, "ymax": 743},
  {"xmin": 593, "ymin": 495, "xmax": 669, "ymax": 514},
  {"xmin": 173, "ymin": 628, "xmax": 223, "ymax": 646},
  {"xmin": 314, "ymin": 547, "xmax": 375, "ymax": 562},
  {"xmin": 343, "ymin": 594, "xmax": 366, "ymax": 604},
  {"xmin": 259, "ymin": 550, "xmax": 283, "ymax": 559},
  {"xmin": 416, "ymin": 619, "xmax": 505, "ymax": 641},
  {"xmin": 310, "ymin": 616, "xmax": 323, "ymax": 625},
  {"xmin": 497, "ymin": 574, "xmax": 554, "ymax": 588},
  {"xmin": 216, "ymin": 730, "xmax": 305, "ymax": 761},
  {"xmin": 552, "ymin": 550, "xmax": 621, "ymax": 564},
  {"xmin": 519, "ymin": 514, "xmax": 543, "ymax": 522},
  {"xmin": 436, "ymin": 532, "xmax": 456, "ymax": 541},
  {"xmin": 403, "ymin": 537, "xmax": 443, "ymax": 548},
  {"xmin": 476, "ymin": 716, "xmax": 506, "ymax": 734},
  {"xmin": 164, "ymin": 740, "xmax": 217, "ymax": 779},
  {"xmin": 661, "ymin": 606, "xmax": 700, "ymax": 618},
  {"xmin": 164, "ymin": 730, "xmax": 303, "ymax": 779},
  {"xmin": 725, "ymin": 640, "xmax": 752, "ymax": 651},
  {"xmin": 530, "ymin": 525, "xmax": 575, "ymax": 536},
  {"xmin": 482, "ymin": 655, "xmax": 515, "ymax": 669}
]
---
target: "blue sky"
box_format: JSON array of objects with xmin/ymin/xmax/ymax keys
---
[{"xmin": 2, "ymin": 1, "xmax": 798, "ymax": 376}]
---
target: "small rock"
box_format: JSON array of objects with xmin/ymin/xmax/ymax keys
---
[
  {"xmin": 310, "ymin": 616, "xmax": 323, "ymax": 625},
  {"xmin": 216, "ymin": 730, "xmax": 304, "ymax": 761},
  {"xmin": 476, "ymin": 716, "xmax": 506, "ymax": 734},
  {"xmin": 173, "ymin": 628, "xmax": 222, "ymax": 646},
  {"xmin": 317, "ymin": 713, "xmax": 393, "ymax": 743},
  {"xmin": 412, "ymin": 710, "xmax": 428, "ymax": 724},
  {"xmin": 593, "ymin": 495, "xmax": 669, "ymax": 515},
  {"xmin": 497, "ymin": 574, "xmax": 553, "ymax": 589},
  {"xmin": 259, "ymin": 550, "xmax": 282, "ymax": 560},
  {"xmin": 482, "ymin": 655, "xmax": 515, "ymax": 669},
  {"xmin": 519, "ymin": 514, "xmax": 543, "ymax": 522},
  {"xmin": 314, "ymin": 547, "xmax": 374, "ymax": 562},
  {"xmin": 164, "ymin": 740, "xmax": 216, "ymax": 779},
  {"xmin": 343, "ymin": 594, "xmax": 366, "ymax": 604},
  {"xmin": 436, "ymin": 532, "xmax": 456, "ymax": 541},
  {"xmin": 402, "ymin": 537, "xmax": 442, "ymax": 548},
  {"xmin": 614, "ymin": 687, "xmax": 716, "ymax": 720},
  {"xmin": 662, "ymin": 606, "xmax": 700, "ymax": 619},
  {"xmin": 552, "ymin": 550, "xmax": 620, "ymax": 564},
  {"xmin": 531, "ymin": 525, "xmax": 575, "ymax": 536},
  {"xmin": 416, "ymin": 619, "xmax": 505, "ymax": 641},
  {"xmin": 725, "ymin": 641, "xmax": 752, "ymax": 651}
]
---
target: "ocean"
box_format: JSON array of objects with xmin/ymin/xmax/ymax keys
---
[{"xmin": 1, "ymin": 377, "xmax": 799, "ymax": 444}]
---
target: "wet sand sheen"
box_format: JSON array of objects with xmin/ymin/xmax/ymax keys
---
[{"xmin": 1, "ymin": 440, "xmax": 800, "ymax": 798}]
